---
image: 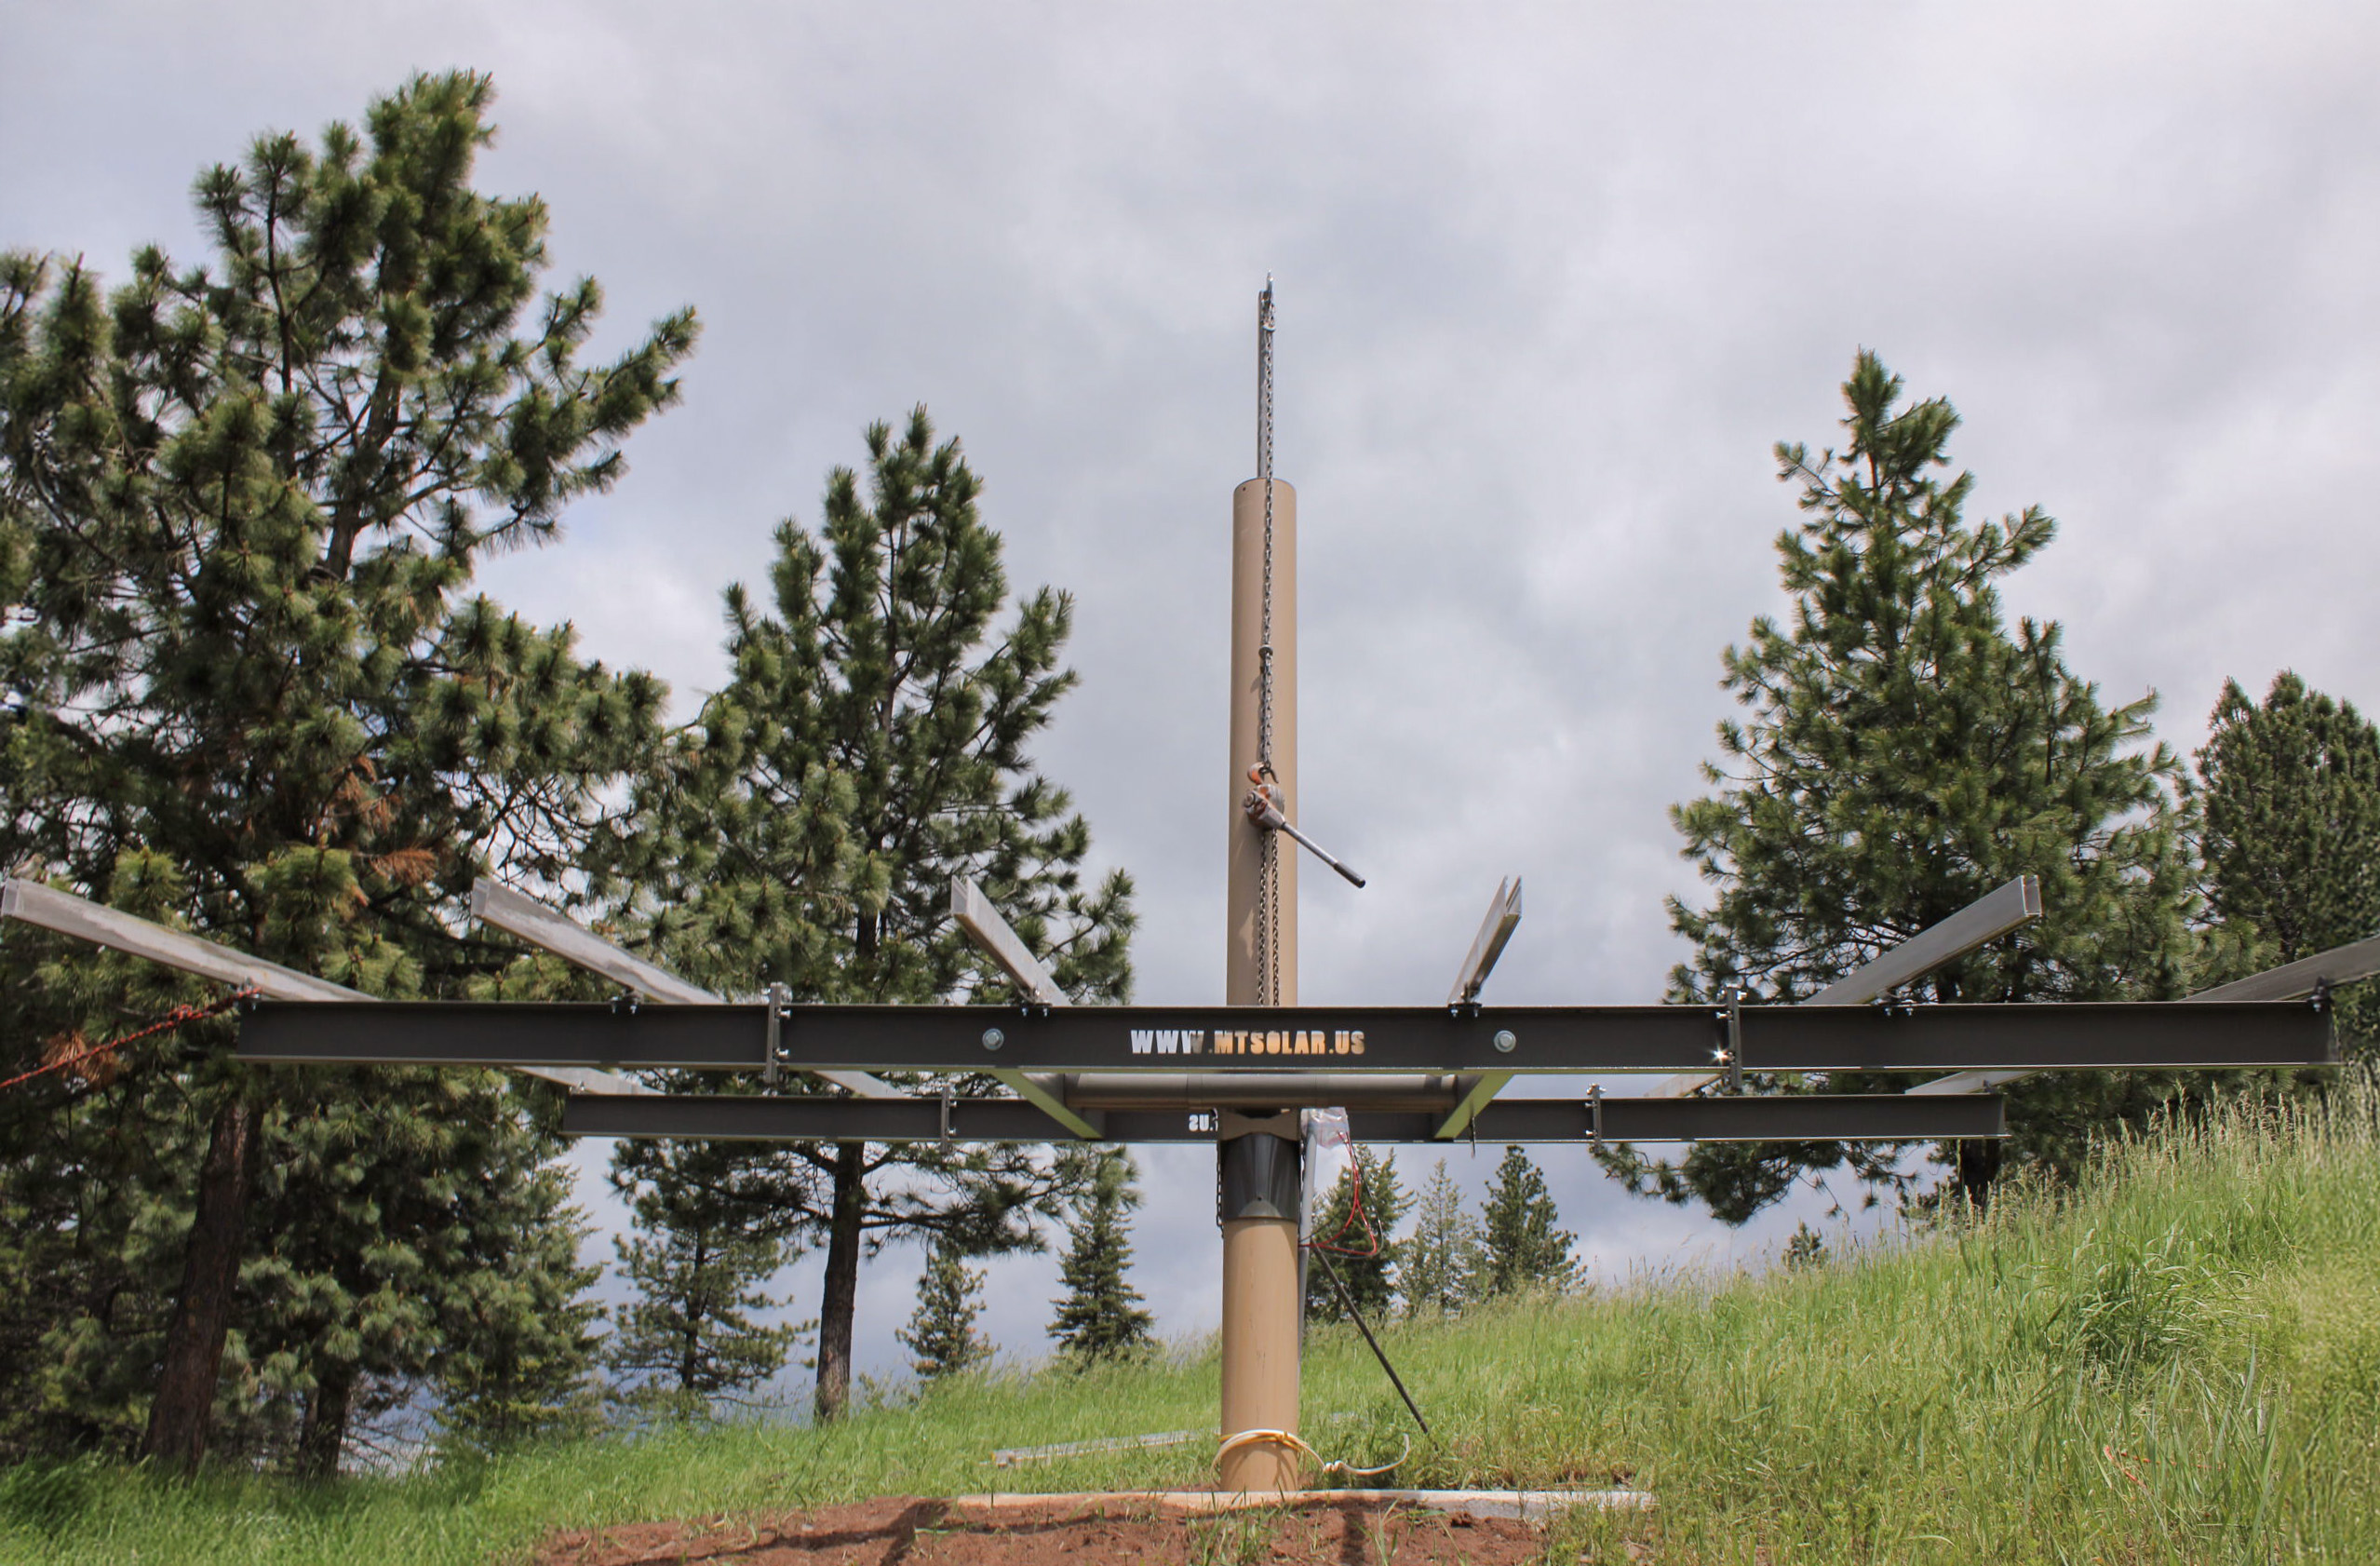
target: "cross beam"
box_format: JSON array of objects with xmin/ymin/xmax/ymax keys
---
[
  {"xmin": 236, "ymin": 996, "xmax": 2333, "ymax": 1078},
  {"xmin": 559, "ymin": 1090, "xmax": 2007, "ymax": 1144}
]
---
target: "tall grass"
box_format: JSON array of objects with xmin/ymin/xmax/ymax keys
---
[{"xmin": 6, "ymin": 1076, "xmax": 2376, "ymax": 1564}]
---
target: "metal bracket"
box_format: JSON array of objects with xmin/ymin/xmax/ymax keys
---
[
  {"xmin": 609, "ymin": 992, "xmax": 640, "ymax": 1016},
  {"xmin": 762, "ymin": 982, "xmax": 788, "ymax": 1090},
  {"xmin": 1587, "ymin": 1083, "xmax": 1603, "ymax": 1145},
  {"xmin": 2311, "ymin": 979, "xmax": 2334, "ymax": 1014},
  {"xmin": 1446, "ymin": 1001, "xmax": 1482, "ymax": 1020},
  {"xmin": 940, "ymin": 1087, "xmax": 955, "ymax": 1142},
  {"xmin": 1725, "ymin": 988, "xmax": 1745, "ymax": 1095},
  {"xmin": 1015, "ymin": 1001, "xmax": 1053, "ymax": 1020}
]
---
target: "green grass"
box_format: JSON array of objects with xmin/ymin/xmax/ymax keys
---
[{"xmin": 7, "ymin": 1077, "xmax": 2378, "ymax": 1564}]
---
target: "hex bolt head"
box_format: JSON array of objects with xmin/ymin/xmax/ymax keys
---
[
  {"xmin": 1492, "ymin": 1030, "xmax": 1518, "ymax": 1054},
  {"xmin": 981, "ymin": 1028, "xmax": 1005, "ymax": 1051}
]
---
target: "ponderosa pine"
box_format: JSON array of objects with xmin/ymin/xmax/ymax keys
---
[
  {"xmin": 596, "ymin": 409, "xmax": 1133, "ymax": 1421},
  {"xmin": 0, "ymin": 72, "xmax": 692, "ymax": 1472},
  {"xmin": 1616, "ymin": 352, "xmax": 2194, "ymax": 1222}
]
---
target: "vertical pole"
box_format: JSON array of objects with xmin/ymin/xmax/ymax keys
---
[
  {"xmin": 1218, "ymin": 1118, "xmax": 1303, "ymax": 1492},
  {"xmin": 1218, "ymin": 279, "xmax": 1304, "ymax": 1493},
  {"xmin": 1226, "ymin": 478, "xmax": 1298, "ymax": 1003}
]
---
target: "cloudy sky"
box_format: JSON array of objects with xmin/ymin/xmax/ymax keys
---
[{"xmin": 8, "ymin": 3, "xmax": 2378, "ymax": 1397}]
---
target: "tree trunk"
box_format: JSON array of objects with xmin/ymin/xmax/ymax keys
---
[
  {"xmin": 1954, "ymin": 1136, "xmax": 2002, "ymax": 1208},
  {"xmin": 295, "ymin": 1362, "xmax": 354, "ymax": 1482},
  {"xmin": 141, "ymin": 1093, "xmax": 260, "ymax": 1473},
  {"xmin": 812, "ymin": 1142, "xmax": 867, "ymax": 1424}
]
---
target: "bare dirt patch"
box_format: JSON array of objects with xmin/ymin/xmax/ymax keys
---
[{"xmin": 531, "ymin": 1494, "xmax": 1557, "ymax": 1564}]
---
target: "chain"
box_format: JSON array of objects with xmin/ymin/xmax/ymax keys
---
[{"xmin": 1253, "ymin": 278, "xmax": 1282, "ymax": 1006}]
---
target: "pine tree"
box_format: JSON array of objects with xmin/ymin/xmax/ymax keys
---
[
  {"xmin": 1479, "ymin": 1145, "xmax": 1580, "ymax": 1298},
  {"xmin": 603, "ymin": 1141, "xmax": 808, "ymax": 1420},
  {"xmin": 1304, "ymin": 1147, "xmax": 1406, "ymax": 1323},
  {"xmin": 1048, "ymin": 1150, "xmax": 1154, "ymax": 1363},
  {"xmin": 594, "ymin": 407, "xmax": 1135, "ymax": 1421},
  {"xmin": 900, "ymin": 1235, "xmax": 992, "ymax": 1382},
  {"xmin": 1621, "ymin": 352, "xmax": 2195, "ymax": 1222},
  {"xmin": 0, "ymin": 73, "xmax": 692, "ymax": 1472},
  {"xmin": 1394, "ymin": 1158, "xmax": 1483, "ymax": 1317},
  {"xmin": 2197, "ymin": 671, "xmax": 2380, "ymax": 1057}
]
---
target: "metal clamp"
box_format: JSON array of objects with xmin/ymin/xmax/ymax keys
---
[
  {"xmin": 762, "ymin": 982, "xmax": 788, "ymax": 1090},
  {"xmin": 940, "ymin": 1087, "xmax": 955, "ymax": 1143},
  {"xmin": 1587, "ymin": 1083, "xmax": 1603, "ymax": 1144}
]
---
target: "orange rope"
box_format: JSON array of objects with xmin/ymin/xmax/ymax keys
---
[{"xmin": 0, "ymin": 987, "xmax": 259, "ymax": 1096}]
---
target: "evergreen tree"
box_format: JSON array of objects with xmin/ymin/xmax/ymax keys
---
[
  {"xmin": 604, "ymin": 1142, "xmax": 808, "ymax": 1420},
  {"xmin": 1304, "ymin": 1147, "xmax": 1406, "ymax": 1323},
  {"xmin": 2197, "ymin": 671, "xmax": 2380, "ymax": 1057},
  {"xmin": 0, "ymin": 73, "xmax": 692, "ymax": 1472},
  {"xmin": 899, "ymin": 1234, "xmax": 992, "ymax": 1382},
  {"xmin": 1394, "ymin": 1158, "xmax": 1483, "ymax": 1317},
  {"xmin": 1479, "ymin": 1146, "xmax": 1579, "ymax": 1298},
  {"xmin": 595, "ymin": 408, "xmax": 1134, "ymax": 1421},
  {"xmin": 1048, "ymin": 1150, "xmax": 1153, "ymax": 1363},
  {"xmin": 1619, "ymin": 352, "xmax": 2195, "ymax": 1222}
]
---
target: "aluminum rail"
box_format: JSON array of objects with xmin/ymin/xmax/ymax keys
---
[
  {"xmin": 470, "ymin": 881, "xmax": 893, "ymax": 1100},
  {"xmin": 237, "ymin": 996, "xmax": 2332, "ymax": 1076},
  {"xmin": 3, "ymin": 877, "xmax": 642, "ymax": 1096},
  {"xmin": 560, "ymin": 1089, "xmax": 2008, "ymax": 1145},
  {"xmin": 1447, "ymin": 877, "xmax": 1524, "ymax": 1006},
  {"xmin": 1433, "ymin": 877, "xmax": 1525, "ymax": 1137},
  {"xmin": 948, "ymin": 877, "xmax": 1101, "ymax": 1136},
  {"xmin": 1911, "ymin": 928, "xmax": 2380, "ymax": 1097},
  {"xmin": 1646, "ymin": 875, "xmax": 2043, "ymax": 1098}
]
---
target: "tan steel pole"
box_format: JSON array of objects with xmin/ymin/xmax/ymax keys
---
[
  {"xmin": 1217, "ymin": 466, "xmax": 1305, "ymax": 1493},
  {"xmin": 1226, "ymin": 477, "xmax": 1297, "ymax": 1003}
]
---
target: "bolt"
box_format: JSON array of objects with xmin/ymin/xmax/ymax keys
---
[
  {"xmin": 1492, "ymin": 1030, "xmax": 1517, "ymax": 1054},
  {"xmin": 981, "ymin": 1028, "xmax": 1005, "ymax": 1051}
]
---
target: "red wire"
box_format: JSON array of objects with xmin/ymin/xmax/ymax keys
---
[
  {"xmin": 1307, "ymin": 1141, "xmax": 1384, "ymax": 1260},
  {"xmin": 0, "ymin": 987, "xmax": 259, "ymax": 1096}
]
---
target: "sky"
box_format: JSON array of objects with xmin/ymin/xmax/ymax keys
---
[{"xmin": 7, "ymin": 2, "xmax": 2379, "ymax": 1401}]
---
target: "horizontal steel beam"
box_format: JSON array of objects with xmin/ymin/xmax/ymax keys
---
[
  {"xmin": 237, "ymin": 997, "xmax": 2333, "ymax": 1076},
  {"xmin": 1913, "ymin": 928, "xmax": 2380, "ymax": 1096},
  {"xmin": 561, "ymin": 1091, "xmax": 2005, "ymax": 1144}
]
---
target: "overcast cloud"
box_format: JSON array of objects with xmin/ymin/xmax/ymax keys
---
[{"xmin": 7, "ymin": 2, "xmax": 2378, "ymax": 1397}]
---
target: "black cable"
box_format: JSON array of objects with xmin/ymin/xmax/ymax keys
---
[{"xmin": 1311, "ymin": 1247, "xmax": 1430, "ymax": 1437}]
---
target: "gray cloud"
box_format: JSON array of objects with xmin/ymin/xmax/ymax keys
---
[{"xmin": 10, "ymin": 0, "xmax": 2378, "ymax": 1386}]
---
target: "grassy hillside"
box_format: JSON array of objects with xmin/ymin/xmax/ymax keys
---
[{"xmin": 5, "ymin": 1076, "xmax": 2377, "ymax": 1565}]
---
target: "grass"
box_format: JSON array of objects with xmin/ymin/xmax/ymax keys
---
[{"xmin": 5, "ymin": 1077, "xmax": 2378, "ymax": 1564}]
